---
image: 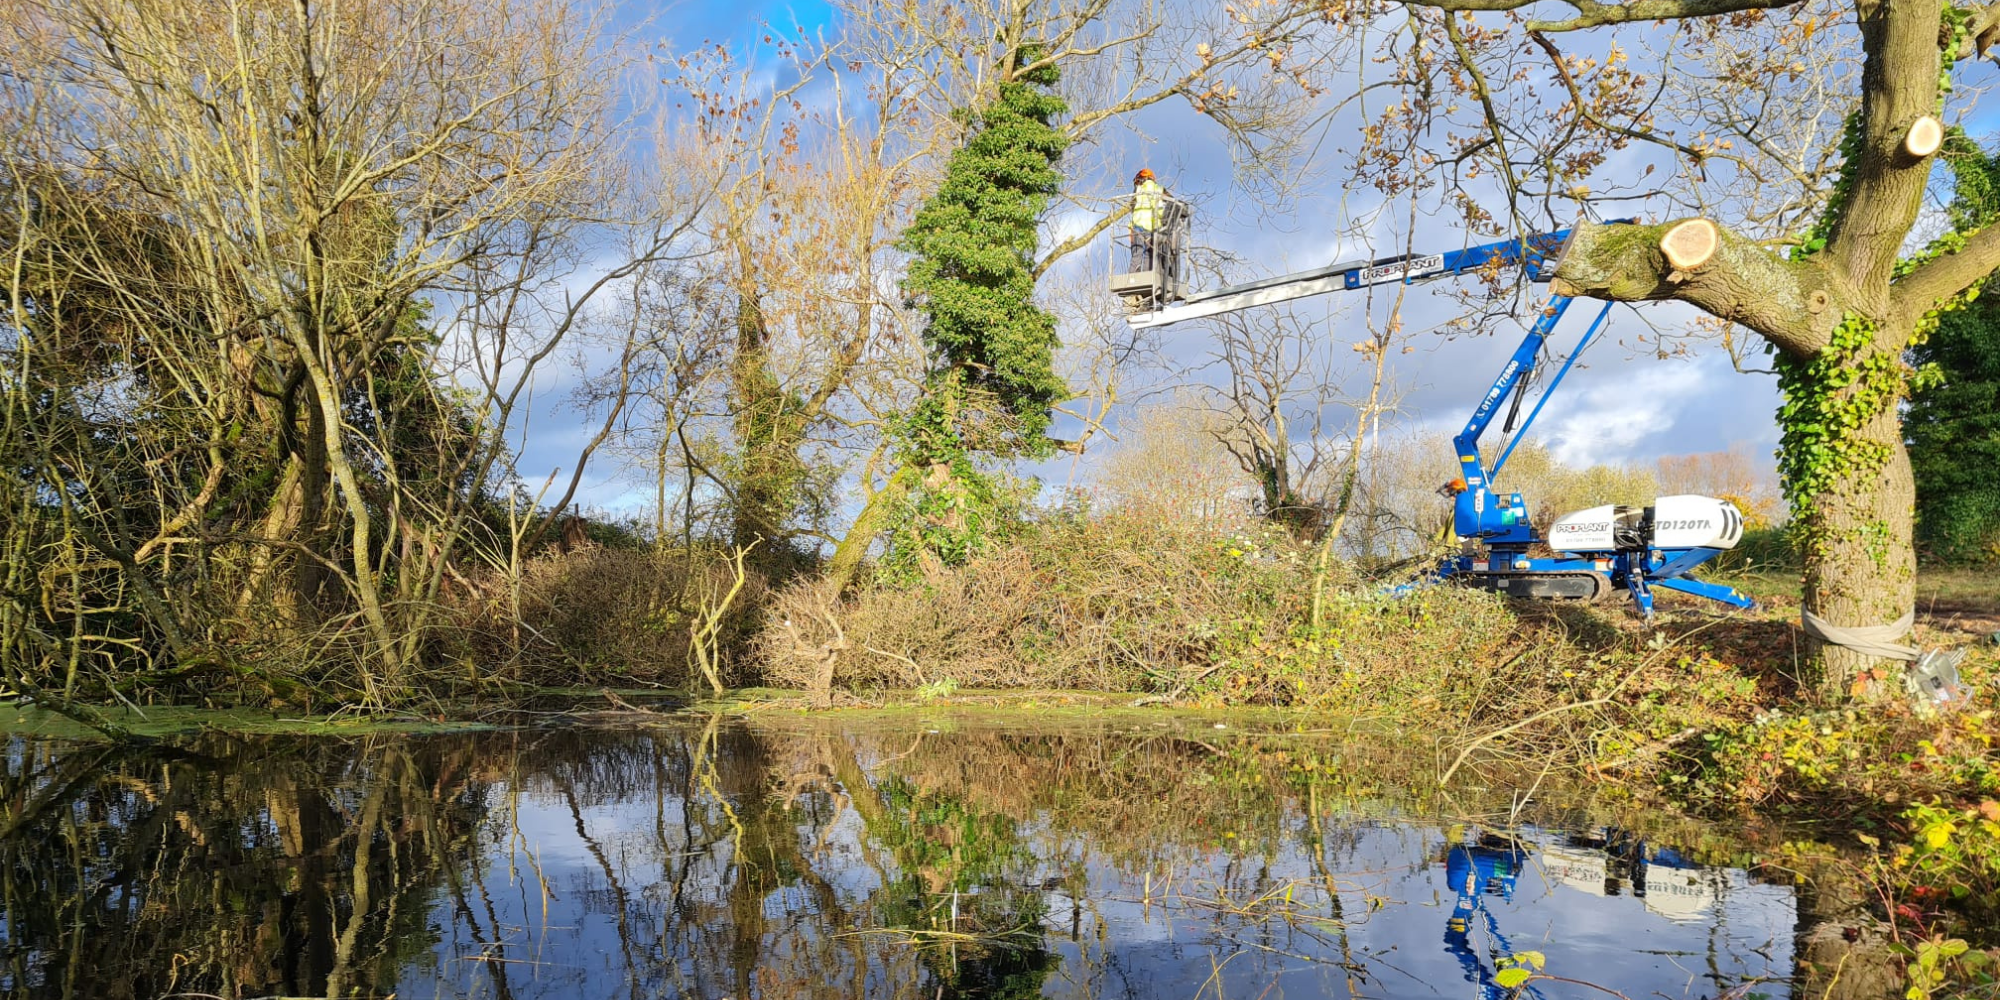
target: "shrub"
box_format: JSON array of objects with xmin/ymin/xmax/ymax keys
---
[
  {"xmin": 453, "ymin": 544, "xmax": 768, "ymax": 688},
  {"xmin": 754, "ymin": 504, "xmax": 1589, "ymax": 728},
  {"xmin": 757, "ymin": 507, "xmax": 1300, "ymax": 693},
  {"xmin": 1195, "ymin": 586, "xmax": 1525, "ymax": 716},
  {"xmin": 1899, "ymin": 799, "xmax": 2000, "ymax": 911},
  {"xmin": 1688, "ymin": 700, "xmax": 2000, "ymax": 816}
]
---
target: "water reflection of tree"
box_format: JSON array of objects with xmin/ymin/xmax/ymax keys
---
[
  {"xmin": 0, "ymin": 733, "xmax": 486, "ymax": 999},
  {"xmin": 807, "ymin": 726, "xmax": 1331, "ymax": 999},
  {"xmin": 674, "ymin": 719, "xmax": 1058, "ymax": 999},
  {"xmin": 855, "ymin": 774, "xmax": 1056, "ymax": 997},
  {"xmin": 0, "ymin": 719, "xmax": 1820, "ymax": 1000},
  {"xmin": 0, "ymin": 724, "xmax": 1306, "ymax": 999}
]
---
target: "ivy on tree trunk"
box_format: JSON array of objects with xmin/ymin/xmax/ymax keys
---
[{"xmin": 885, "ymin": 44, "xmax": 1071, "ymax": 575}]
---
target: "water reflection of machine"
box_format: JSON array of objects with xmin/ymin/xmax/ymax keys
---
[
  {"xmin": 1440, "ymin": 828, "xmax": 1728, "ymax": 997},
  {"xmin": 1442, "ymin": 833, "xmax": 1547, "ymax": 1000},
  {"xmin": 1546, "ymin": 828, "xmax": 1725, "ymax": 922}
]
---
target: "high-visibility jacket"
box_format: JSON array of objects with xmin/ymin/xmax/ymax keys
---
[{"xmin": 1132, "ymin": 179, "xmax": 1165, "ymax": 231}]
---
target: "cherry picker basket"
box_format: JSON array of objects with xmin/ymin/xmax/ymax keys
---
[{"xmin": 1109, "ymin": 194, "xmax": 1190, "ymax": 309}]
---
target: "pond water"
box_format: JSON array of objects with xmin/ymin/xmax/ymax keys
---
[{"xmin": 0, "ymin": 710, "xmax": 1824, "ymax": 1000}]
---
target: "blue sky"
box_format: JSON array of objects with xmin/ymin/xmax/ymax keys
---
[
  {"xmin": 525, "ymin": 2, "xmax": 1995, "ymax": 516},
  {"xmin": 615, "ymin": 0, "xmax": 837, "ymax": 48}
]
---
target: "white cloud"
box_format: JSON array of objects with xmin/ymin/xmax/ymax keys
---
[{"xmin": 1539, "ymin": 362, "xmax": 1708, "ymax": 468}]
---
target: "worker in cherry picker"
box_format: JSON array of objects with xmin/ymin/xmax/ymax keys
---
[{"xmin": 1130, "ymin": 167, "xmax": 1167, "ymax": 273}]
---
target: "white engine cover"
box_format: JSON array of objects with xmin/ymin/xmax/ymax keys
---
[
  {"xmin": 1547, "ymin": 504, "xmax": 1623, "ymax": 553},
  {"xmin": 1547, "ymin": 495, "xmax": 1744, "ymax": 554},
  {"xmin": 1650, "ymin": 494, "xmax": 1743, "ymax": 550}
]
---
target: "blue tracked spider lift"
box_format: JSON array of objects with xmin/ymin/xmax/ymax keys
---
[{"xmin": 1119, "ymin": 223, "xmax": 1757, "ymax": 616}]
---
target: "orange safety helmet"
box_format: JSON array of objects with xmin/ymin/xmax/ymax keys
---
[{"xmin": 1133, "ymin": 167, "xmax": 1156, "ymax": 183}]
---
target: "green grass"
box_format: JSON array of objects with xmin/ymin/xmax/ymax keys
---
[
  {"xmin": 1917, "ymin": 568, "xmax": 2000, "ymax": 615},
  {"xmin": 0, "ymin": 702, "xmax": 497, "ymax": 740},
  {"xmin": 1701, "ymin": 567, "xmax": 1998, "ymax": 617}
]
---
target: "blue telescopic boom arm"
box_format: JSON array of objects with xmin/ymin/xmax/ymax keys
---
[
  {"xmin": 1451, "ymin": 295, "xmax": 1573, "ymax": 490},
  {"xmin": 1334, "ymin": 228, "xmax": 1574, "ymax": 292},
  {"xmin": 1125, "ymin": 226, "xmax": 1585, "ymax": 329},
  {"xmin": 1124, "ymin": 224, "xmax": 1621, "ymax": 491},
  {"xmin": 1449, "ymin": 294, "xmax": 1615, "ymax": 491}
]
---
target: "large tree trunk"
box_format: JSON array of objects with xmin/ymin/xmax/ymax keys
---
[
  {"xmin": 1550, "ymin": 218, "xmax": 1930, "ymax": 697},
  {"xmin": 1797, "ymin": 385, "xmax": 1918, "ymax": 697}
]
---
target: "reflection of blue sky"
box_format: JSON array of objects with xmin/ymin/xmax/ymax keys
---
[{"xmin": 391, "ymin": 724, "xmax": 1796, "ymax": 1000}]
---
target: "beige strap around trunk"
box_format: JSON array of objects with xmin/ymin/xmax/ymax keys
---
[{"xmin": 1800, "ymin": 609, "xmax": 1920, "ymax": 662}]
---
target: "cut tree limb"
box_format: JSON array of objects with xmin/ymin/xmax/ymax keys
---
[
  {"xmin": 1904, "ymin": 116, "xmax": 1944, "ymax": 159},
  {"xmin": 1548, "ymin": 218, "xmax": 1840, "ymax": 357},
  {"xmin": 1659, "ymin": 219, "xmax": 1719, "ymax": 270}
]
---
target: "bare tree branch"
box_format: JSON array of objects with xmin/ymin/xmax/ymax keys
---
[{"xmin": 1398, "ymin": 0, "xmax": 1804, "ymax": 32}]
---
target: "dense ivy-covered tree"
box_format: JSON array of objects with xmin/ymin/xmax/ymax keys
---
[
  {"xmin": 1908, "ymin": 137, "xmax": 2000, "ymax": 564},
  {"xmin": 898, "ymin": 48, "xmax": 1071, "ymax": 461},
  {"xmin": 879, "ymin": 45, "xmax": 1071, "ymax": 573}
]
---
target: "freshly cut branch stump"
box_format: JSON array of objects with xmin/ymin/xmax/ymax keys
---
[
  {"xmin": 1659, "ymin": 219, "xmax": 1719, "ymax": 271},
  {"xmin": 1905, "ymin": 116, "xmax": 1943, "ymax": 159}
]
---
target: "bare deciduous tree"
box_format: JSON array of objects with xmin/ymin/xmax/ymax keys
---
[
  {"xmin": 1193, "ymin": 304, "xmax": 1349, "ymax": 533},
  {"xmin": 1, "ymin": 0, "xmax": 698, "ymax": 701}
]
